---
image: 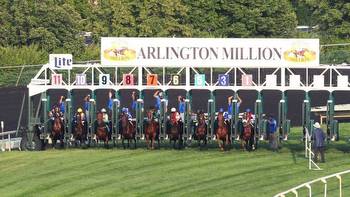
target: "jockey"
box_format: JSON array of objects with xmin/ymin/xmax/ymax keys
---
[
  {"xmin": 170, "ymin": 107, "xmax": 180, "ymax": 122},
  {"xmin": 52, "ymin": 105, "xmax": 63, "ymax": 119},
  {"xmin": 122, "ymin": 107, "xmax": 132, "ymax": 120},
  {"xmin": 74, "ymin": 108, "xmax": 85, "ymax": 122},
  {"xmin": 244, "ymin": 108, "xmax": 254, "ymax": 122},
  {"xmin": 101, "ymin": 108, "xmax": 109, "ymax": 123}
]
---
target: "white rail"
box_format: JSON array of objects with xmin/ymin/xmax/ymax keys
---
[
  {"xmin": 275, "ymin": 169, "xmax": 350, "ymax": 197},
  {"xmin": 0, "ymin": 130, "xmax": 22, "ymax": 152}
]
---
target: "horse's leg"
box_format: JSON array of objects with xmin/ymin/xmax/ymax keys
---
[
  {"xmin": 146, "ymin": 135, "xmax": 149, "ymax": 149},
  {"xmin": 122, "ymin": 137, "xmax": 126, "ymax": 149},
  {"xmin": 134, "ymin": 137, "xmax": 137, "ymax": 149}
]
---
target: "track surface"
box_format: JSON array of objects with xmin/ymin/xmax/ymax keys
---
[{"xmin": 0, "ymin": 125, "xmax": 349, "ymax": 197}]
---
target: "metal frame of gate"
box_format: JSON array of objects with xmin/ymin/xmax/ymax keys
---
[{"xmin": 26, "ymin": 63, "xmax": 350, "ymax": 149}]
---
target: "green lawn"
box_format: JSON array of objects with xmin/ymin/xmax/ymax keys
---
[{"xmin": 0, "ymin": 124, "xmax": 350, "ymax": 197}]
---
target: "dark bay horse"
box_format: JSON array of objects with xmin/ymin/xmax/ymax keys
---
[
  {"xmin": 94, "ymin": 112, "xmax": 109, "ymax": 147},
  {"xmin": 51, "ymin": 116, "xmax": 64, "ymax": 148},
  {"xmin": 167, "ymin": 112, "xmax": 183, "ymax": 149},
  {"xmin": 120, "ymin": 113, "xmax": 136, "ymax": 149},
  {"xmin": 145, "ymin": 110, "xmax": 159, "ymax": 149},
  {"xmin": 73, "ymin": 114, "xmax": 87, "ymax": 146},
  {"xmin": 194, "ymin": 111, "xmax": 207, "ymax": 148},
  {"xmin": 241, "ymin": 119, "xmax": 254, "ymax": 151},
  {"xmin": 216, "ymin": 112, "xmax": 230, "ymax": 151}
]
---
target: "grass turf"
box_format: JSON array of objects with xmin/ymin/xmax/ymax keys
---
[{"xmin": 0, "ymin": 124, "xmax": 350, "ymax": 197}]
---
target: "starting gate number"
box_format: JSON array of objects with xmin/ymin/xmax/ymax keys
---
[
  {"xmin": 147, "ymin": 74, "xmax": 158, "ymax": 86},
  {"xmin": 99, "ymin": 74, "xmax": 110, "ymax": 85},
  {"xmin": 76, "ymin": 74, "xmax": 86, "ymax": 85},
  {"xmin": 172, "ymin": 75, "xmax": 180, "ymax": 85},
  {"xmin": 123, "ymin": 74, "xmax": 134, "ymax": 85},
  {"xmin": 51, "ymin": 74, "xmax": 62, "ymax": 85},
  {"xmin": 195, "ymin": 74, "xmax": 206, "ymax": 86},
  {"xmin": 242, "ymin": 74, "xmax": 253, "ymax": 86},
  {"xmin": 218, "ymin": 74, "xmax": 229, "ymax": 86}
]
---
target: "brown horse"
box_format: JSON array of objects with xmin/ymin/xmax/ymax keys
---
[
  {"xmin": 73, "ymin": 114, "xmax": 87, "ymax": 146},
  {"xmin": 241, "ymin": 120, "xmax": 253, "ymax": 150},
  {"xmin": 167, "ymin": 112, "xmax": 183, "ymax": 149},
  {"xmin": 95, "ymin": 112, "xmax": 109, "ymax": 147},
  {"xmin": 120, "ymin": 113, "xmax": 136, "ymax": 149},
  {"xmin": 216, "ymin": 112, "xmax": 230, "ymax": 151},
  {"xmin": 51, "ymin": 116, "xmax": 64, "ymax": 148},
  {"xmin": 145, "ymin": 110, "xmax": 159, "ymax": 149},
  {"xmin": 195, "ymin": 111, "xmax": 207, "ymax": 148}
]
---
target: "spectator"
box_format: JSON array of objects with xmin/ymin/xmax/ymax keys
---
[
  {"xmin": 267, "ymin": 115, "xmax": 277, "ymax": 151},
  {"xmin": 312, "ymin": 122, "xmax": 326, "ymax": 163},
  {"xmin": 107, "ymin": 90, "xmax": 113, "ymax": 116}
]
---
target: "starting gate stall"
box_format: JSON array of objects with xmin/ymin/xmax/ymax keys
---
[
  {"xmin": 231, "ymin": 93, "xmax": 240, "ymax": 140},
  {"xmin": 40, "ymin": 91, "xmax": 49, "ymax": 140},
  {"xmin": 254, "ymin": 92, "xmax": 264, "ymax": 141},
  {"xmin": 159, "ymin": 97, "xmax": 168, "ymax": 140},
  {"xmin": 25, "ymin": 37, "xmax": 350, "ymax": 149},
  {"xmin": 302, "ymin": 92, "xmax": 313, "ymax": 139},
  {"xmin": 278, "ymin": 92, "xmax": 291, "ymax": 141},
  {"xmin": 135, "ymin": 98, "xmax": 144, "ymax": 140},
  {"xmin": 111, "ymin": 97, "xmax": 120, "ymax": 144},
  {"xmin": 88, "ymin": 93, "xmax": 96, "ymax": 145},
  {"xmin": 326, "ymin": 92, "xmax": 339, "ymax": 141},
  {"xmin": 207, "ymin": 92, "xmax": 216, "ymax": 140}
]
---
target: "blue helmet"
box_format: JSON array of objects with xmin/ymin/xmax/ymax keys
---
[
  {"xmin": 122, "ymin": 107, "xmax": 129, "ymax": 113},
  {"xmin": 219, "ymin": 108, "xmax": 224, "ymax": 113},
  {"xmin": 246, "ymin": 108, "xmax": 251, "ymax": 113}
]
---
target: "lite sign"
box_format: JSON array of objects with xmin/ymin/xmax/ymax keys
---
[
  {"xmin": 49, "ymin": 54, "xmax": 73, "ymax": 69},
  {"xmin": 101, "ymin": 37, "xmax": 319, "ymax": 67}
]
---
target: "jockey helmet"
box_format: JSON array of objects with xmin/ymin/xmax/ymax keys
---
[
  {"xmin": 101, "ymin": 108, "xmax": 107, "ymax": 113},
  {"xmin": 246, "ymin": 108, "xmax": 251, "ymax": 113},
  {"xmin": 171, "ymin": 107, "xmax": 176, "ymax": 112},
  {"xmin": 122, "ymin": 107, "xmax": 129, "ymax": 113},
  {"xmin": 77, "ymin": 108, "xmax": 83, "ymax": 113},
  {"xmin": 219, "ymin": 108, "xmax": 224, "ymax": 113}
]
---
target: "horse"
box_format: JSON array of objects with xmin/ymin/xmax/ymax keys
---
[
  {"xmin": 120, "ymin": 112, "xmax": 136, "ymax": 149},
  {"xmin": 194, "ymin": 111, "xmax": 207, "ymax": 149},
  {"xmin": 241, "ymin": 119, "xmax": 254, "ymax": 151},
  {"xmin": 167, "ymin": 112, "xmax": 183, "ymax": 149},
  {"xmin": 215, "ymin": 112, "xmax": 230, "ymax": 151},
  {"xmin": 72, "ymin": 114, "xmax": 87, "ymax": 146},
  {"xmin": 50, "ymin": 116, "xmax": 65, "ymax": 148},
  {"xmin": 144, "ymin": 110, "xmax": 159, "ymax": 149},
  {"xmin": 94, "ymin": 112, "xmax": 109, "ymax": 147}
]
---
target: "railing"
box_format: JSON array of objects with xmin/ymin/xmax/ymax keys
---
[
  {"xmin": 275, "ymin": 169, "xmax": 350, "ymax": 197},
  {"xmin": 0, "ymin": 130, "xmax": 22, "ymax": 151}
]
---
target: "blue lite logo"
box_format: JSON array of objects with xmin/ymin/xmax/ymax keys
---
[
  {"xmin": 54, "ymin": 57, "xmax": 72, "ymax": 68},
  {"xmin": 49, "ymin": 54, "xmax": 73, "ymax": 69}
]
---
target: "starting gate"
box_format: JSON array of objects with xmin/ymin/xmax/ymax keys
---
[{"xmin": 24, "ymin": 37, "xmax": 350, "ymax": 150}]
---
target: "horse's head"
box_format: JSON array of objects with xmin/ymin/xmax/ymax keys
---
[
  {"xmin": 97, "ymin": 112, "xmax": 103, "ymax": 123},
  {"xmin": 170, "ymin": 112, "xmax": 177, "ymax": 125},
  {"xmin": 218, "ymin": 112, "xmax": 224, "ymax": 121},
  {"xmin": 146, "ymin": 110, "xmax": 153, "ymax": 121},
  {"xmin": 121, "ymin": 113, "xmax": 129, "ymax": 128}
]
